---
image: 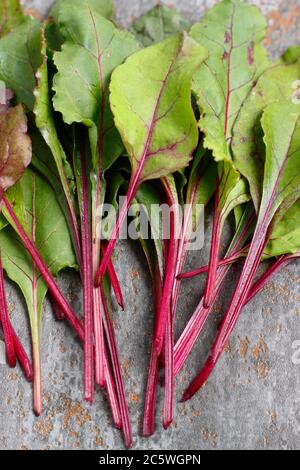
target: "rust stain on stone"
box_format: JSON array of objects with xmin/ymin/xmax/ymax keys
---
[
  {"xmin": 34, "ymin": 419, "xmax": 54, "ymax": 438},
  {"xmin": 251, "ymin": 335, "xmax": 268, "ymax": 359},
  {"xmin": 239, "ymin": 337, "xmax": 249, "ymax": 360},
  {"xmin": 224, "ymin": 340, "xmax": 231, "ymax": 354},
  {"xmin": 62, "ymin": 398, "xmax": 92, "ymax": 431},
  {"xmin": 265, "ymin": 4, "xmax": 300, "ymax": 45},
  {"xmin": 255, "ymin": 360, "xmax": 269, "ymax": 379}
]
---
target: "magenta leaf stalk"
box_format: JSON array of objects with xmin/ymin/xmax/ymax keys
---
[
  {"xmin": 101, "ymin": 243, "xmax": 124, "ymax": 310},
  {"xmin": 93, "ymin": 287, "xmax": 105, "ymax": 388},
  {"xmin": 95, "ymin": 171, "xmax": 142, "ymax": 286},
  {"xmin": 163, "ymin": 302, "xmax": 174, "ymax": 430},
  {"xmin": 100, "ymin": 286, "xmax": 132, "ymax": 449},
  {"xmin": 181, "ymin": 219, "xmax": 269, "ymax": 402},
  {"xmin": 142, "ymin": 266, "xmax": 162, "ymax": 438},
  {"xmin": 49, "ymin": 293, "xmax": 65, "ymax": 321},
  {"xmin": 178, "ymin": 246, "xmax": 248, "ymax": 280},
  {"xmin": 79, "ymin": 146, "xmax": 94, "ymax": 404},
  {"xmin": 203, "ymin": 176, "xmax": 222, "ymax": 308},
  {"xmin": 2, "ymin": 197, "xmax": 84, "ymax": 342},
  {"xmin": 104, "ymin": 353, "xmax": 122, "ymax": 430},
  {"xmin": 174, "ymin": 207, "xmax": 255, "ymax": 376},
  {"xmin": 11, "ymin": 327, "xmax": 33, "ymax": 382},
  {"xmin": 0, "ymin": 249, "xmax": 16, "ymax": 368}
]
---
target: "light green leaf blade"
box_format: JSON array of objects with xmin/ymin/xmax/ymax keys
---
[
  {"xmin": 217, "ymin": 162, "xmax": 250, "ymax": 227},
  {"xmin": 132, "ymin": 4, "xmax": 190, "ymax": 47},
  {"xmin": 0, "ymin": 0, "xmax": 25, "ymax": 37},
  {"xmin": 186, "ymin": 148, "xmax": 217, "ymax": 234},
  {"xmin": 135, "ymin": 181, "xmax": 164, "ymax": 278},
  {"xmin": 190, "ymin": 0, "xmax": 269, "ymax": 163},
  {"xmin": 50, "ymin": 0, "xmax": 114, "ymax": 27},
  {"xmin": 52, "ymin": 4, "xmax": 140, "ymax": 172},
  {"xmin": 3, "ymin": 169, "xmax": 77, "ymax": 276},
  {"xmin": 34, "ymin": 27, "xmax": 75, "ymax": 194},
  {"xmin": 1, "ymin": 168, "xmax": 76, "ymax": 413},
  {"xmin": 33, "ymin": 27, "xmax": 80, "ymax": 262},
  {"xmin": 110, "ymin": 33, "xmax": 207, "ymax": 183},
  {"xmin": 266, "ymin": 199, "xmax": 300, "ymax": 257},
  {"xmin": 232, "ymin": 61, "xmax": 300, "ymax": 210},
  {"xmin": 0, "ymin": 17, "xmax": 42, "ymax": 110},
  {"xmin": 258, "ymin": 102, "xmax": 300, "ymax": 227}
]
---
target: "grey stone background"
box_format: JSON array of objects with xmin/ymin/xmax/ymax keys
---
[{"xmin": 0, "ymin": 0, "xmax": 299, "ymax": 451}]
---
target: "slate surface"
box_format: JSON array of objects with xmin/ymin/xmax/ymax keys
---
[{"xmin": 0, "ymin": 0, "xmax": 299, "ymax": 451}]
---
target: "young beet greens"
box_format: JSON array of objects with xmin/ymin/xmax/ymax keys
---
[{"xmin": 0, "ymin": 0, "xmax": 299, "ymax": 449}]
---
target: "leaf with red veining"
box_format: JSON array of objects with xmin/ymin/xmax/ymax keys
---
[
  {"xmin": 0, "ymin": 103, "xmax": 31, "ymax": 192},
  {"xmin": 96, "ymin": 33, "xmax": 207, "ymax": 282},
  {"xmin": 232, "ymin": 61, "xmax": 300, "ymax": 210},
  {"xmin": 1, "ymin": 168, "xmax": 76, "ymax": 415},
  {"xmin": 189, "ymin": 0, "xmax": 266, "ymax": 306},
  {"xmin": 190, "ymin": 0, "xmax": 269, "ymax": 163}
]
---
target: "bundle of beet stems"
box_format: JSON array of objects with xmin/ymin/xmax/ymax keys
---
[{"xmin": 0, "ymin": 0, "xmax": 299, "ymax": 448}]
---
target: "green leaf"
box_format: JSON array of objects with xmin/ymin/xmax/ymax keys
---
[
  {"xmin": 266, "ymin": 199, "xmax": 300, "ymax": 257},
  {"xmin": 132, "ymin": 4, "xmax": 190, "ymax": 47},
  {"xmin": 282, "ymin": 46, "xmax": 300, "ymax": 65},
  {"xmin": 110, "ymin": 33, "xmax": 207, "ymax": 183},
  {"xmin": 47, "ymin": 0, "xmax": 114, "ymax": 54},
  {"xmin": 135, "ymin": 181, "xmax": 164, "ymax": 278},
  {"xmin": 33, "ymin": 27, "xmax": 80, "ymax": 262},
  {"xmin": 0, "ymin": 0, "xmax": 25, "ymax": 37},
  {"xmin": 3, "ymin": 169, "xmax": 77, "ymax": 275},
  {"xmin": 0, "ymin": 103, "xmax": 32, "ymax": 191},
  {"xmin": 258, "ymin": 102, "xmax": 300, "ymax": 227},
  {"xmin": 232, "ymin": 61, "xmax": 300, "ymax": 210},
  {"xmin": 1, "ymin": 168, "xmax": 76, "ymax": 414},
  {"xmin": 217, "ymin": 162, "xmax": 250, "ymax": 229},
  {"xmin": 50, "ymin": 0, "xmax": 114, "ymax": 27},
  {"xmin": 52, "ymin": 3, "xmax": 139, "ymax": 173},
  {"xmin": 34, "ymin": 28, "xmax": 75, "ymax": 193},
  {"xmin": 190, "ymin": 0, "xmax": 269, "ymax": 163},
  {"xmin": 186, "ymin": 148, "xmax": 217, "ymax": 234},
  {"xmin": 0, "ymin": 17, "xmax": 42, "ymax": 110}
]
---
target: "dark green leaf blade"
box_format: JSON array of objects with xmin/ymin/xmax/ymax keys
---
[{"xmin": 132, "ymin": 5, "xmax": 190, "ymax": 47}]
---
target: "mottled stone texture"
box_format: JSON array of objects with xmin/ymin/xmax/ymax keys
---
[{"xmin": 0, "ymin": 0, "xmax": 299, "ymax": 450}]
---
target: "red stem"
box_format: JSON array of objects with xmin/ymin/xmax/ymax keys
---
[
  {"xmin": 0, "ymin": 249, "xmax": 16, "ymax": 368},
  {"xmin": 142, "ymin": 265, "xmax": 163, "ymax": 437},
  {"xmin": 49, "ymin": 293, "xmax": 65, "ymax": 321},
  {"xmin": 153, "ymin": 181, "xmax": 178, "ymax": 356},
  {"xmin": 11, "ymin": 327, "xmax": 33, "ymax": 382},
  {"xmin": 100, "ymin": 287, "xmax": 132, "ymax": 449},
  {"xmin": 79, "ymin": 145, "xmax": 94, "ymax": 404},
  {"xmin": 104, "ymin": 354, "xmax": 122, "ymax": 430},
  {"xmin": 181, "ymin": 221, "xmax": 269, "ymax": 402},
  {"xmin": 174, "ymin": 209, "xmax": 255, "ymax": 376},
  {"xmin": 246, "ymin": 254, "xmax": 297, "ymax": 303},
  {"xmin": 2, "ymin": 197, "xmax": 84, "ymax": 342},
  {"xmin": 178, "ymin": 247, "xmax": 248, "ymax": 280},
  {"xmin": 101, "ymin": 243, "xmax": 124, "ymax": 310},
  {"xmin": 163, "ymin": 301, "xmax": 174, "ymax": 430},
  {"xmin": 203, "ymin": 177, "xmax": 222, "ymax": 308},
  {"xmin": 95, "ymin": 172, "xmax": 141, "ymax": 286},
  {"xmin": 174, "ymin": 267, "xmax": 227, "ymax": 377},
  {"xmin": 93, "ymin": 287, "xmax": 105, "ymax": 388}
]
